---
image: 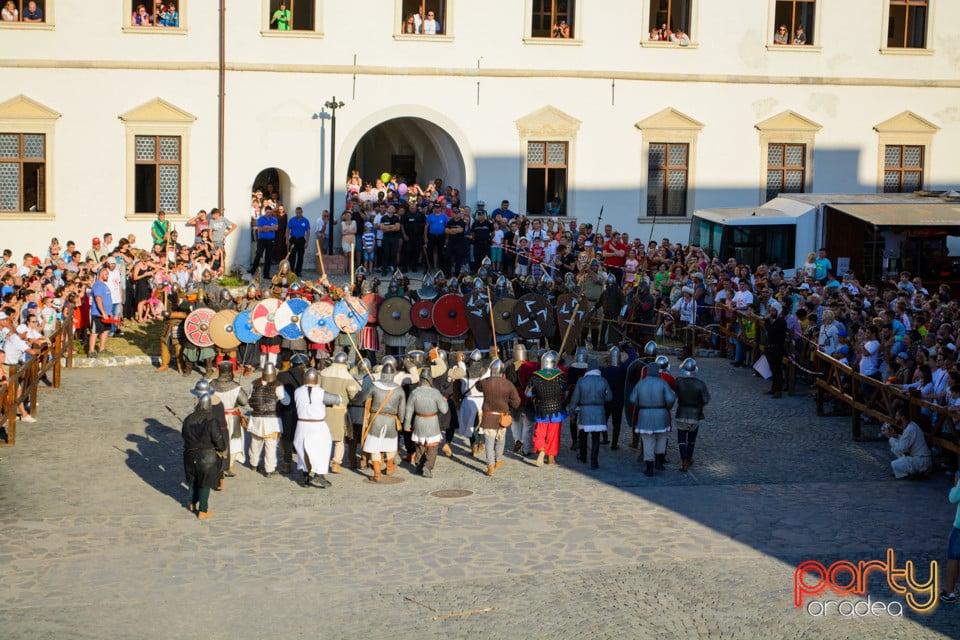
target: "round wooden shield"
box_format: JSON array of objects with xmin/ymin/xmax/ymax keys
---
[
  {"xmin": 275, "ymin": 298, "xmax": 310, "ymax": 340},
  {"xmin": 184, "ymin": 308, "xmax": 216, "ymax": 348},
  {"xmin": 209, "ymin": 309, "xmax": 241, "ymax": 350},
  {"xmin": 300, "ymin": 300, "xmax": 340, "ymax": 344},
  {"xmin": 251, "ymin": 298, "xmax": 282, "ymax": 338},
  {"xmin": 511, "ymin": 293, "xmax": 553, "ymax": 340},
  {"xmin": 379, "ymin": 296, "xmax": 413, "ymax": 336},
  {"xmin": 410, "ymin": 299, "xmax": 434, "ymax": 330},
  {"xmin": 555, "ymin": 293, "xmax": 588, "ymax": 355},
  {"xmin": 432, "ymin": 293, "xmax": 468, "ymax": 338},
  {"xmin": 362, "ymin": 293, "xmax": 384, "ymax": 324},
  {"xmin": 464, "ymin": 289, "xmax": 492, "ymax": 347},
  {"xmin": 232, "ymin": 310, "xmax": 260, "ymax": 344},
  {"xmin": 492, "ymin": 296, "xmax": 517, "ymax": 335},
  {"xmin": 333, "ymin": 296, "xmax": 369, "ymax": 334}
]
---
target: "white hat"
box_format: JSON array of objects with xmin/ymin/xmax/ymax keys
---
[
  {"xmin": 0, "ymin": 311, "xmax": 7, "ymax": 320},
  {"xmin": 16, "ymin": 323, "xmax": 28, "ymax": 334}
]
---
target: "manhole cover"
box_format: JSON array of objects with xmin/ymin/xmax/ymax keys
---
[{"xmin": 430, "ymin": 489, "xmax": 474, "ymax": 499}]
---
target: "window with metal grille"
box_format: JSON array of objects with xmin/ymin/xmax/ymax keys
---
[
  {"xmin": 773, "ymin": 0, "xmax": 815, "ymax": 45},
  {"xmin": 531, "ymin": 0, "xmax": 573, "ymax": 38},
  {"xmin": 0, "ymin": 133, "xmax": 45, "ymax": 213},
  {"xmin": 648, "ymin": 0, "xmax": 693, "ymax": 39},
  {"xmin": 399, "ymin": 1, "xmax": 446, "ymax": 34},
  {"xmin": 267, "ymin": 0, "xmax": 315, "ymax": 31},
  {"xmin": 526, "ymin": 141, "xmax": 567, "ymax": 216},
  {"xmin": 883, "ymin": 145, "xmax": 923, "ymax": 193},
  {"xmin": 887, "ymin": 0, "xmax": 927, "ymax": 48},
  {"xmin": 766, "ymin": 143, "xmax": 806, "ymax": 201},
  {"xmin": 3, "ymin": 0, "xmax": 47, "ymax": 23},
  {"xmin": 647, "ymin": 143, "xmax": 688, "ymax": 217},
  {"xmin": 135, "ymin": 135, "xmax": 180, "ymax": 214}
]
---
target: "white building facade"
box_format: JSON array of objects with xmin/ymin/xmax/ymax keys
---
[{"xmin": 0, "ymin": 0, "xmax": 957, "ymax": 266}]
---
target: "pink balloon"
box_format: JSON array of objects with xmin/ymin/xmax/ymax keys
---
[{"xmin": 398, "ymin": 183, "xmax": 408, "ymax": 196}]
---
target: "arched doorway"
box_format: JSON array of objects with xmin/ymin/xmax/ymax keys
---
[
  {"xmin": 347, "ymin": 117, "xmax": 466, "ymax": 196},
  {"xmin": 249, "ymin": 167, "xmax": 293, "ymax": 264}
]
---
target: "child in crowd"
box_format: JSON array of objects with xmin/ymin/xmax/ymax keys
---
[
  {"xmin": 515, "ymin": 237, "xmax": 530, "ymax": 277},
  {"xmin": 361, "ymin": 222, "xmax": 376, "ymax": 274},
  {"xmin": 491, "ymin": 221, "xmax": 504, "ymax": 273},
  {"xmin": 530, "ymin": 236, "xmax": 545, "ymax": 280},
  {"xmin": 624, "ymin": 249, "xmax": 640, "ymax": 286}
]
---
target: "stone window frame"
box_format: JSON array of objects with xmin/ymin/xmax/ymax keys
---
[
  {"xmin": 755, "ymin": 110, "xmax": 821, "ymax": 205},
  {"xmin": 119, "ymin": 98, "xmax": 195, "ymax": 221},
  {"xmin": 0, "ymin": 0, "xmax": 55, "ymax": 30},
  {"xmin": 522, "ymin": 0, "xmax": 582, "ymax": 46},
  {"xmin": 766, "ymin": 0, "xmax": 822, "ymax": 53},
  {"xmin": 122, "ymin": 1, "xmax": 187, "ymax": 35},
  {"xmin": 872, "ymin": 111, "xmax": 938, "ymax": 194},
  {"xmin": 515, "ymin": 106, "xmax": 581, "ymax": 216},
  {"xmin": 0, "ymin": 95, "xmax": 60, "ymax": 220},
  {"xmin": 635, "ymin": 108, "xmax": 703, "ymax": 220},
  {"xmin": 639, "ymin": 0, "xmax": 700, "ymax": 49},
  {"xmin": 880, "ymin": 0, "xmax": 936, "ymax": 56},
  {"xmin": 260, "ymin": 0, "xmax": 323, "ymax": 38},
  {"xmin": 393, "ymin": 0, "xmax": 454, "ymax": 42}
]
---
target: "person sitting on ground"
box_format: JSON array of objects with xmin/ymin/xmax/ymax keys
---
[{"xmin": 881, "ymin": 407, "xmax": 932, "ymax": 479}]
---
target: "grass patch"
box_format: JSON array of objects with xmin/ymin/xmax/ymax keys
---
[
  {"xmin": 218, "ymin": 274, "xmax": 247, "ymax": 288},
  {"xmin": 74, "ymin": 319, "xmax": 162, "ymax": 358}
]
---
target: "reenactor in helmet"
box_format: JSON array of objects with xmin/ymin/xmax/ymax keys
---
[
  {"xmin": 628, "ymin": 355, "xmax": 677, "ymax": 477},
  {"xmin": 320, "ymin": 351, "xmax": 362, "ymax": 473},
  {"xmin": 476, "ymin": 358, "xmax": 521, "ymax": 476},
  {"xmin": 236, "ymin": 283, "xmax": 262, "ymax": 376},
  {"xmin": 271, "ymin": 260, "xmax": 297, "ymax": 299},
  {"xmin": 246, "ymin": 363, "xmax": 291, "ymax": 477},
  {"xmin": 601, "ymin": 344, "xmax": 632, "ymax": 449},
  {"xmin": 293, "ymin": 367, "xmax": 343, "ymax": 488},
  {"xmin": 458, "ymin": 349, "xmax": 489, "ymax": 457},
  {"xmin": 599, "ymin": 272, "xmax": 625, "ymax": 348},
  {"xmin": 182, "ymin": 380, "xmax": 227, "ymax": 519},
  {"xmin": 527, "ymin": 350, "xmax": 567, "ymax": 467},
  {"xmin": 569, "ymin": 358, "xmax": 613, "ymax": 470},
  {"xmin": 347, "ymin": 357, "xmax": 374, "ymax": 469},
  {"xmin": 674, "ymin": 357, "xmax": 710, "ymax": 471},
  {"xmin": 277, "ymin": 353, "xmax": 309, "ymax": 474},
  {"xmin": 505, "ymin": 341, "xmax": 538, "ymax": 456},
  {"xmin": 157, "ymin": 283, "xmax": 191, "ymax": 374},
  {"xmin": 357, "ymin": 358, "xmax": 406, "ymax": 482},
  {"xmin": 580, "ymin": 264, "xmax": 605, "ymax": 348},
  {"xmin": 566, "ymin": 346, "xmax": 590, "ymax": 449},
  {"xmin": 403, "ymin": 367, "xmax": 449, "ymax": 478},
  {"xmin": 427, "ymin": 348, "xmax": 458, "ymax": 457},
  {"xmin": 198, "ymin": 269, "xmax": 221, "ymax": 311},
  {"xmin": 209, "ymin": 361, "xmax": 250, "ymax": 481}
]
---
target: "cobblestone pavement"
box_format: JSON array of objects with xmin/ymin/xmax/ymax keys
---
[{"xmin": 2, "ymin": 359, "xmax": 959, "ymax": 639}]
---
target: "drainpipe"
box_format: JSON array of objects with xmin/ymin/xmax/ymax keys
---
[{"xmin": 218, "ymin": 0, "xmax": 226, "ymax": 212}]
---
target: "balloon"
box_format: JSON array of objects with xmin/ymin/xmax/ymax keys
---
[
  {"xmin": 381, "ymin": 172, "xmax": 391, "ymax": 184},
  {"xmin": 398, "ymin": 183, "xmax": 408, "ymax": 196}
]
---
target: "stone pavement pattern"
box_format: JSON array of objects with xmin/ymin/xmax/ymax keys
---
[{"xmin": 2, "ymin": 360, "xmax": 959, "ymax": 639}]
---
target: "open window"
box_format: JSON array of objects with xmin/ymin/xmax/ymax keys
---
[
  {"xmin": 0, "ymin": 0, "xmax": 52, "ymax": 26},
  {"xmin": 886, "ymin": 0, "xmax": 928, "ymax": 49},
  {"xmin": 645, "ymin": 0, "xmax": 694, "ymax": 44},
  {"xmin": 528, "ymin": 0, "xmax": 576, "ymax": 40},
  {"xmin": 264, "ymin": 0, "xmax": 319, "ymax": 33},
  {"xmin": 398, "ymin": 1, "xmax": 447, "ymax": 35},
  {"xmin": 771, "ymin": 0, "xmax": 815, "ymax": 46}
]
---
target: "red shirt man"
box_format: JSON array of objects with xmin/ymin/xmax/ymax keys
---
[{"xmin": 603, "ymin": 233, "xmax": 628, "ymax": 269}]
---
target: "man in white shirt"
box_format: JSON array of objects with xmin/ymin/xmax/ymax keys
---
[
  {"xmin": 106, "ymin": 258, "xmax": 124, "ymax": 336},
  {"xmin": 881, "ymin": 408, "xmax": 931, "ymax": 479},
  {"xmin": 422, "ymin": 10, "xmax": 439, "ymax": 34},
  {"xmin": 858, "ymin": 325, "xmax": 881, "ymax": 379},
  {"xmin": 731, "ymin": 280, "xmax": 754, "ymax": 310}
]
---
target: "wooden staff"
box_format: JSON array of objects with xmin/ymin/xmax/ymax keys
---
[
  {"xmin": 315, "ymin": 239, "xmax": 328, "ymax": 284},
  {"xmin": 350, "ymin": 242, "xmax": 356, "ymax": 290},
  {"xmin": 486, "ymin": 286, "xmax": 497, "ymax": 357},
  {"xmin": 557, "ymin": 297, "xmax": 580, "ymax": 356}
]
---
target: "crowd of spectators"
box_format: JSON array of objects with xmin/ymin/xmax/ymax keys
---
[
  {"xmin": 130, "ymin": 2, "xmax": 179, "ymax": 27},
  {"xmin": 1, "ymin": 0, "xmax": 43, "ymax": 22}
]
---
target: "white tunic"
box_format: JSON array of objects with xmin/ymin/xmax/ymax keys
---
[
  {"xmin": 214, "ymin": 385, "xmax": 245, "ymax": 456},
  {"xmin": 458, "ymin": 364, "xmax": 489, "ymax": 437},
  {"xmin": 294, "ymin": 385, "xmax": 332, "ymax": 474}
]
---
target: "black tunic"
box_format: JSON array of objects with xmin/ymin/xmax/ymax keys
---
[{"xmin": 182, "ymin": 408, "xmax": 227, "ymax": 488}]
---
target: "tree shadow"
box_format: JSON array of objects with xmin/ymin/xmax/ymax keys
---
[{"xmin": 123, "ymin": 417, "xmax": 187, "ymax": 506}]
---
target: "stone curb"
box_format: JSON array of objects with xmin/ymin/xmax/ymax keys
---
[{"xmin": 70, "ymin": 355, "xmax": 159, "ymax": 368}]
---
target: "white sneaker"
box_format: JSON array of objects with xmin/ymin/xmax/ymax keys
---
[{"xmin": 20, "ymin": 414, "xmax": 37, "ymax": 423}]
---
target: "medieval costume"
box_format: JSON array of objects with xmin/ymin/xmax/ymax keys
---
[
  {"xmin": 476, "ymin": 363, "xmax": 521, "ymax": 475},
  {"xmin": 246, "ymin": 365, "xmax": 290, "ymax": 476},
  {"xmin": 569, "ymin": 359, "xmax": 613, "ymax": 469},
  {"xmin": 527, "ymin": 352, "xmax": 567, "ymax": 466},
  {"xmin": 403, "ymin": 371, "xmax": 448, "ymax": 477},
  {"xmin": 319, "ymin": 354, "xmax": 362, "ymax": 473},
  {"xmin": 293, "ymin": 369, "xmax": 342, "ymax": 488},
  {"xmin": 629, "ymin": 365, "xmax": 677, "ymax": 476},
  {"xmin": 358, "ymin": 365, "xmax": 405, "ymax": 482},
  {"xmin": 210, "ymin": 361, "xmax": 250, "ymax": 476},
  {"xmin": 675, "ymin": 358, "xmax": 711, "ymax": 472},
  {"xmin": 182, "ymin": 393, "xmax": 226, "ymax": 519}
]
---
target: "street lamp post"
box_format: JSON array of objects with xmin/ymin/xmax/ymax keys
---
[{"xmin": 324, "ymin": 97, "xmax": 345, "ymax": 257}]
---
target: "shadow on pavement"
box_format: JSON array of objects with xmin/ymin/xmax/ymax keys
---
[{"xmin": 123, "ymin": 418, "xmax": 186, "ymax": 506}]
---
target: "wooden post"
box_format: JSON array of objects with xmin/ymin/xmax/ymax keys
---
[
  {"xmin": 53, "ymin": 331, "xmax": 62, "ymax": 389},
  {"xmin": 851, "ymin": 375, "xmax": 862, "ymax": 441},
  {"xmin": 28, "ymin": 358, "xmax": 39, "ymax": 418},
  {"xmin": 7, "ymin": 364, "xmax": 18, "ymax": 446}
]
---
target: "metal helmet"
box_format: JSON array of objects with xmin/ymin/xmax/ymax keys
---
[
  {"xmin": 574, "ymin": 346, "xmax": 589, "ymax": 366},
  {"xmin": 590, "ymin": 258, "xmax": 600, "ymax": 270},
  {"xmin": 333, "ymin": 351, "xmax": 349, "ymax": 364},
  {"xmin": 480, "ymin": 256, "xmax": 492, "ymax": 270},
  {"xmin": 419, "ymin": 367, "xmax": 433, "ymax": 384},
  {"xmin": 472, "ymin": 277, "xmax": 484, "ymax": 292},
  {"xmin": 220, "ymin": 288, "xmax": 233, "ymax": 303},
  {"xmin": 606, "ymin": 273, "xmax": 617, "ymax": 286},
  {"xmin": 419, "ymin": 272, "xmax": 437, "ymax": 300},
  {"xmin": 540, "ymin": 350, "xmax": 558, "ymax": 370},
  {"xmin": 197, "ymin": 391, "xmax": 212, "ymax": 412},
  {"xmin": 358, "ymin": 358, "xmax": 371, "ymax": 375},
  {"xmin": 393, "ymin": 268, "xmax": 405, "ymax": 283},
  {"xmin": 489, "ymin": 358, "xmax": 505, "ymax": 376},
  {"xmin": 360, "ymin": 279, "xmax": 374, "ymax": 296},
  {"xmin": 405, "ymin": 350, "xmax": 426, "ymax": 369},
  {"xmin": 588, "ymin": 357, "xmax": 601, "ymax": 371},
  {"xmin": 680, "ymin": 357, "xmax": 698, "ymax": 376},
  {"xmin": 495, "ymin": 275, "xmax": 508, "ymax": 289},
  {"xmin": 380, "ymin": 359, "xmax": 396, "ymax": 375},
  {"xmin": 540, "ymin": 272, "xmax": 554, "ymax": 287},
  {"xmin": 356, "ymin": 266, "xmax": 367, "ymax": 279},
  {"xmin": 608, "ymin": 345, "xmax": 622, "ymax": 367},
  {"xmin": 201, "ymin": 269, "xmax": 213, "ymax": 283},
  {"xmin": 524, "ymin": 275, "xmax": 536, "ymax": 288},
  {"xmin": 288, "ymin": 282, "xmax": 303, "ymax": 295},
  {"xmin": 513, "ymin": 342, "xmax": 527, "ymax": 364},
  {"xmin": 429, "ymin": 347, "xmax": 447, "ymax": 364},
  {"xmin": 434, "ymin": 270, "xmax": 446, "ymax": 287},
  {"xmin": 469, "ymin": 349, "xmax": 483, "ymax": 363},
  {"xmin": 644, "ymin": 340, "xmax": 659, "ymax": 357},
  {"xmin": 278, "ymin": 259, "xmax": 291, "ymax": 274},
  {"xmin": 289, "ymin": 352, "xmax": 310, "ymax": 367},
  {"xmin": 303, "ymin": 367, "xmax": 320, "ymax": 386},
  {"xmin": 217, "ymin": 360, "xmax": 234, "ymax": 381},
  {"xmin": 191, "ymin": 378, "xmax": 212, "ymax": 397},
  {"xmin": 246, "ymin": 283, "xmax": 259, "ymax": 297},
  {"xmin": 261, "ymin": 363, "xmax": 278, "ymax": 382},
  {"xmin": 655, "ymin": 355, "xmax": 670, "ymax": 372}
]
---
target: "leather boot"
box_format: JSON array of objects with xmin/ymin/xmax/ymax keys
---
[
  {"xmin": 494, "ymin": 460, "xmax": 504, "ymax": 469},
  {"xmin": 298, "ymin": 471, "xmax": 312, "ymax": 487},
  {"xmin": 471, "ymin": 443, "xmax": 480, "ymax": 457},
  {"xmin": 198, "ymin": 510, "xmax": 214, "ymax": 519},
  {"xmin": 680, "ymin": 459, "xmax": 690, "ymax": 472},
  {"xmin": 655, "ymin": 453, "xmax": 666, "ymax": 470},
  {"xmin": 486, "ymin": 465, "xmax": 495, "ymax": 477},
  {"xmin": 368, "ymin": 461, "xmax": 381, "ymax": 482},
  {"xmin": 442, "ymin": 442, "xmax": 453, "ymax": 457},
  {"xmin": 385, "ymin": 458, "xmax": 397, "ymax": 475},
  {"xmin": 330, "ymin": 462, "xmax": 342, "ymax": 474},
  {"xmin": 347, "ymin": 440, "xmax": 358, "ymax": 469},
  {"xmin": 644, "ymin": 461, "xmax": 654, "ymax": 477},
  {"xmin": 157, "ymin": 340, "xmax": 171, "ymax": 372}
]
